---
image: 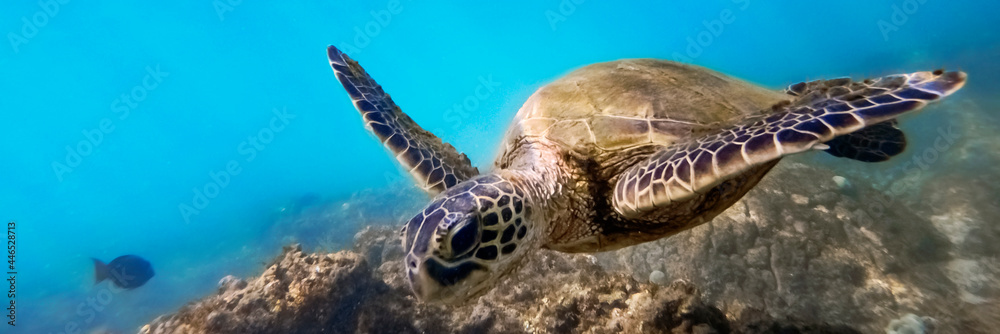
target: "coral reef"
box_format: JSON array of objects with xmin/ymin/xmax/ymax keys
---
[
  {"xmin": 886, "ymin": 314, "xmax": 936, "ymax": 334},
  {"xmin": 142, "ymin": 227, "xmax": 859, "ymax": 334},
  {"xmin": 599, "ymin": 161, "xmax": 999, "ymax": 333}
]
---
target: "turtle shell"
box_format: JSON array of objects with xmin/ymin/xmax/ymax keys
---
[{"xmin": 503, "ymin": 59, "xmax": 791, "ymax": 155}]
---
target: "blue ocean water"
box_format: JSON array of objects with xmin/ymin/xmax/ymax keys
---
[{"xmin": 1, "ymin": 1, "xmax": 997, "ymax": 332}]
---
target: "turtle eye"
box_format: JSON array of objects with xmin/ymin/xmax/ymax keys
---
[{"xmin": 449, "ymin": 216, "xmax": 480, "ymax": 256}]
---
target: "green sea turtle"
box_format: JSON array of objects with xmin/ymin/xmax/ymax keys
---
[{"xmin": 325, "ymin": 46, "xmax": 966, "ymax": 304}]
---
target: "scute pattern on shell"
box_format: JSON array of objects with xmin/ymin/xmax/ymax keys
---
[{"xmin": 503, "ymin": 59, "xmax": 793, "ymax": 155}]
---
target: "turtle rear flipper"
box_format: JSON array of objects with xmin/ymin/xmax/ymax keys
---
[
  {"xmin": 786, "ymin": 75, "xmax": 915, "ymax": 163},
  {"xmin": 823, "ymin": 120, "xmax": 906, "ymax": 162},
  {"xmin": 327, "ymin": 46, "xmax": 479, "ymax": 194},
  {"xmin": 613, "ymin": 70, "xmax": 966, "ymax": 217}
]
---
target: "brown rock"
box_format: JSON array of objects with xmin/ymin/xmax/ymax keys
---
[
  {"xmin": 598, "ymin": 160, "xmax": 999, "ymax": 333},
  {"xmin": 143, "ymin": 227, "xmax": 837, "ymax": 333}
]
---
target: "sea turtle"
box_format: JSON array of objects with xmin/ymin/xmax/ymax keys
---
[{"xmin": 325, "ymin": 46, "xmax": 966, "ymax": 304}]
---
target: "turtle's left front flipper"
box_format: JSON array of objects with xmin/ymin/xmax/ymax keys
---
[
  {"xmin": 327, "ymin": 46, "xmax": 479, "ymax": 195},
  {"xmin": 613, "ymin": 70, "xmax": 966, "ymax": 218}
]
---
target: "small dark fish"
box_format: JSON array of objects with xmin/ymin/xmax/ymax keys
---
[{"xmin": 91, "ymin": 255, "xmax": 154, "ymax": 289}]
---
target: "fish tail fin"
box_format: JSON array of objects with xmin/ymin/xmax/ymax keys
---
[{"xmin": 92, "ymin": 258, "xmax": 109, "ymax": 284}]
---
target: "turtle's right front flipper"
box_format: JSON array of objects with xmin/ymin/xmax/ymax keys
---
[
  {"xmin": 613, "ymin": 70, "xmax": 966, "ymax": 218},
  {"xmin": 327, "ymin": 46, "xmax": 479, "ymax": 195}
]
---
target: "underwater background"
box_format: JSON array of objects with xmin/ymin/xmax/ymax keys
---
[{"xmin": 1, "ymin": 0, "xmax": 998, "ymax": 333}]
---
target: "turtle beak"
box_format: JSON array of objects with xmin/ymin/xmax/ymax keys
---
[
  {"xmin": 410, "ymin": 273, "xmax": 448, "ymax": 302},
  {"xmin": 409, "ymin": 264, "xmax": 455, "ymax": 303},
  {"xmin": 409, "ymin": 258, "xmax": 489, "ymax": 304}
]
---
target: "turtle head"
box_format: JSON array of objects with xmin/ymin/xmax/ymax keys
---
[{"xmin": 401, "ymin": 174, "xmax": 534, "ymax": 304}]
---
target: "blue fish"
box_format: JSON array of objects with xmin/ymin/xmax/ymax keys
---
[{"xmin": 91, "ymin": 255, "xmax": 154, "ymax": 289}]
